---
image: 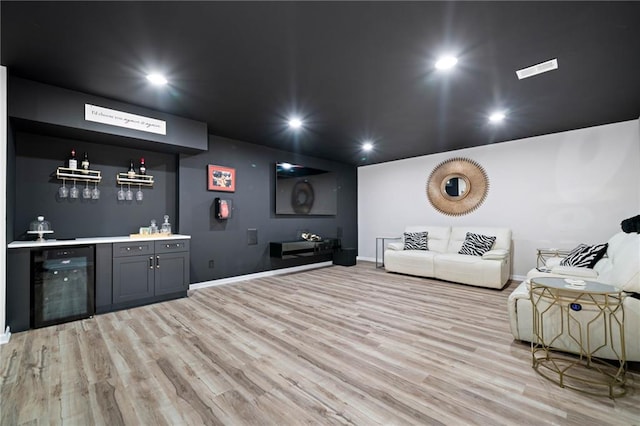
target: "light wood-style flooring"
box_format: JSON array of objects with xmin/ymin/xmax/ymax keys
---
[{"xmin": 2, "ymin": 262, "xmax": 639, "ymax": 425}]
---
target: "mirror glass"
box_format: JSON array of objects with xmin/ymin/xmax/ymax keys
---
[{"xmin": 444, "ymin": 176, "xmax": 467, "ymax": 197}]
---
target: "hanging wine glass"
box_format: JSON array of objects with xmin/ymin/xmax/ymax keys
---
[
  {"xmin": 91, "ymin": 181, "xmax": 100, "ymax": 199},
  {"xmin": 125, "ymin": 183, "xmax": 133, "ymax": 201},
  {"xmin": 69, "ymin": 180, "xmax": 79, "ymax": 199},
  {"xmin": 117, "ymin": 183, "xmax": 125, "ymax": 201},
  {"xmin": 58, "ymin": 178, "xmax": 69, "ymax": 198},
  {"xmin": 82, "ymin": 181, "xmax": 91, "ymax": 199},
  {"xmin": 136, "ymin": 184, "xmax": 143, "ymax": 201}
]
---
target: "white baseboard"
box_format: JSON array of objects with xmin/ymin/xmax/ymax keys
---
[
  {"xmin": 189, "ymin": 261, "xmax": 333, "ymax": 290},
  {"xmin": 0, "ymin": 327, "xmax": 11, "ymax": 345},
  {"xmin": 189, "ymin": 261, "xmax": 526, "ymax": 291}
]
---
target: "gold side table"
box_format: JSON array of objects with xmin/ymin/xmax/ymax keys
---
[
  {"xmin": 530, "ymin": 277, "xmax": 626, "ymax": 398},
  {"xmin": 536, "ymin": 248, "xmax": 572, "ymax": 269}
]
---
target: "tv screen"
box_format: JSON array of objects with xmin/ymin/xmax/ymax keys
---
[{"xmin": 275, "ymin": 163, "xmax": 337, "ymax": 215}]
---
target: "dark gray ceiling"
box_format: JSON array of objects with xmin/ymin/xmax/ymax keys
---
[{"xmin": 2, "ymin": 1, "xmax": 639, "ymax": 165}]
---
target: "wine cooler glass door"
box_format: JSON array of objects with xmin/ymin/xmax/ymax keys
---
[{"xmin": 31, "ymin": 246, "xmax": 95, "ymax": 328}]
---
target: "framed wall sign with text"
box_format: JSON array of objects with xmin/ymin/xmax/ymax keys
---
[{"xmin": 207, "ymin": 165, "xmax": 236, "ymax": 192}]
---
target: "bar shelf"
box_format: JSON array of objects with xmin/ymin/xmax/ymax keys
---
[
  {"xmin": 116, "ymin": 173, "xmax": 154, "ymax": 187},
  {"xmin": 56, "ymin": 167, "xmax": 102, "ymax": 183}
]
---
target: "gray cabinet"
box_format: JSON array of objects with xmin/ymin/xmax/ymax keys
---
[{"xmin": 112, "ymin": 239, "xmax": 189, "ymax": 307}]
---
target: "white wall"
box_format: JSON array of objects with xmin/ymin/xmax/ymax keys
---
[{"xmin": 358, "ymin": 119, "xmax": 640, "ymax": 278}]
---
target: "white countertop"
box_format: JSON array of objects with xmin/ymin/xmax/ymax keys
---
[{"xmin": 8, "ymin": 234, "xmax": 191, "ymax": 249}]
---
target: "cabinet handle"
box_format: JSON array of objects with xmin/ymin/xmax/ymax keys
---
[
  {"xmin": 149, "ymin": 257, "xmax": 154, "ymax": 269},
  {"xmin": 166, "ymin": 244, "xmax": 170, "ymax": 248},
  {"xmin": 139, "ymin": 246, "xmax": 143, "ymax": 250},
  {"xmin": 126, "ymin": 247, "xmax": 131, "ymax": 251},
  {"xmin": 156, "ymin": 255, "xmax": 160, "ymax": 269}
]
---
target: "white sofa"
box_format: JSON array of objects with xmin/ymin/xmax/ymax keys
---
[
  {"xmin": 384, "ymin": 226, "xmax": 512, "ymax": 289},
  {"xmin": 508, "ymin": 231, "xmax": 640, "ymax": 361}
]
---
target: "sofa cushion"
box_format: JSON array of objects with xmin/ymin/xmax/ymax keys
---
[
  {"xmin": 560, "ymin": 243, "xmax": 608, "ymax": 268},
  {"xmin": 387, "ymin": 242, "xmax": 404, "ymax": 251},
  {"xmin": 448, "ymin": 227, "xmax": 511, "ymax": 253},
  {"xmin": 481, "ymin": 249, "xmax": 509, "ymax": 260},
  {"xmin": 458, "ymin": 232, "xmax": 496, "ymax": 256},
  {"xmin": 405, "ymin": 226, "xmax": 450, "ymax": 253},
  {"xmin": 549, "ymin": 265, "xmax": 599, "ymax": 278},
  {"xmin": 600, "ymin": 232, "xmax": 640, "ymax": 293},
  {"xmin": 404, "ymin": 231, "xmax": 428, "ymax": 250},
  {"xmin": 384, "ymin": 249, "xmax": 437, "ymax": 277}
]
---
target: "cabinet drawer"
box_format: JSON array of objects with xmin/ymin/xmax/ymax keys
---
[
  {"xmin": 113, "ymin": 242, "xmax": 154, "ymax": 257},
  {"xmin": 155, "ymin": 239, "xmax": 190, "ymax": 254}
]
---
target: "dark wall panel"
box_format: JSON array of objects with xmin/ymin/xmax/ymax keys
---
[
  {"xmin": 13, "ymin": 132, "xmax": 176, "ymax": 240},
  {"xmin": 7, "ymin": 121, "xmax": 16, "ymax": 242},
  {"xmin": 9, "ymin": 77, "xmax": 207, "ymax": 152},
  {"xmin": 179, "ymin": 135, "xmax": 357, "ymax": 283}
]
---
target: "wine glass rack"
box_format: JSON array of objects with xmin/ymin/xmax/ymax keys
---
[
  {"xmin": 56, "ymin": 167, "xmax": 102, "ymax": 183},
  {"xmin": 116, "ymin": 173, "xmax": 154, "ymax": 187}
]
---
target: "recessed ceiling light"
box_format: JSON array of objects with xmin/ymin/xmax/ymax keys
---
[
  {"xmin": 489, "ymin": 111, "xmax": 506, "ymax": 123},
  {"xmin": 146, "ymin": 73, "xmax": 168, "ymax": 86},
  {"xmin": 288, "ymin": 118, "xmax": 303, "ymax": 129},
  {"xmin": 362, "ymin": 142, "xmax": 374, "ymax": 152},
  {"xmin": 281, "ymin": 163, "xmax": 292, "ymax": 170},
  {"xmin": 435, "ymin": 56, "xmax": 458, "ymax": 71}
]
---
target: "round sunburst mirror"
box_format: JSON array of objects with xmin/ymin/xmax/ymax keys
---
[{"xmin": 426, "ymin": 158, "xmax": 489, "ymax": 216}]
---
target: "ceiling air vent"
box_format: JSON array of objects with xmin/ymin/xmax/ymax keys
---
[{"xmin": 516, "ymin": 58, "xmax": 558, "ymax": 80}]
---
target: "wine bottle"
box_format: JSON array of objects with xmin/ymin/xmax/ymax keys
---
[
  {"xmin": 68, "ymin": 149, "xmax": 78, "ymax": 170},
  {"xmin": 81, "ymin": 152, "xmax": 90, "ymax": 174},
  {"xmin": 139, "ymin": 157, "xmax": 146, "ymax": 175},
  {"xmin": 127, "ymin": 159, "xmax": 136, "ymax": 178}
]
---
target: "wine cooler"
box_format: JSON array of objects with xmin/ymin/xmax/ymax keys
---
[{"xmin": 31, "ymin": 246, "xmax": 95, "ymax": 328}]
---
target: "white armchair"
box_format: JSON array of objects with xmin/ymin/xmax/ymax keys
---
[{"xmin": 508, "ymin": 231, "xmax": 640, "ymax": 361}]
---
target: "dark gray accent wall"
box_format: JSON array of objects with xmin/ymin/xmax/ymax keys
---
[
  {"xmin": 9, "ymin": 77, "xmax": 208, "ymax": 153},
  {"xmin": 13, "ymin": 132, "xmax": 176, "ymax": 240},
  {"xmin": 179, "ymin": 135, "xmax": 358, "ymax": 283},
  {"xmin": 6, "ymin": 121, "xmax": 16, "ymax": 242}
]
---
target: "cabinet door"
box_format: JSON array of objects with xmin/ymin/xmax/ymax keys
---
[
  {"xmin": 7, "ymin": 249, "xmax": 31, "ymax": 332},
  {"xmin": 95, "ymin": 244, "xmax": 113, "ymax": 313},
  {"xmin": 154, "ymin": 252, "xmax": 189, "ymax": 296},
  {"xmin": 112, "ymin": 255, "xmax": 154, "ymax": 304}
]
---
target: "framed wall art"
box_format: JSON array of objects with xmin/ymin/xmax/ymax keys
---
[{"xmin": 207, "ymin": 165, "xmax": 236, "ymax": 192}]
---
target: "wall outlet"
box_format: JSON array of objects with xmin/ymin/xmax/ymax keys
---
[{"xmin": 247, "ymin": 228, "xmax": 258, "ymax": 245}]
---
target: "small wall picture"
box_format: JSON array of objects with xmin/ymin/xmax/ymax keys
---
[{"xmin": 207, "ymin": 165, "xmax": 236, "ymax": 192}]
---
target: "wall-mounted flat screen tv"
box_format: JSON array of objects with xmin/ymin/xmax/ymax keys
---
[{"xmin": 275, "ymin": 162, "xmax": 337, "ymax": 215}]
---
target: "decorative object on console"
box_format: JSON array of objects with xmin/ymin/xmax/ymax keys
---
[
  {"xmin": 214, "ymin": 197, "xmax": 232, "ymax": 219},
  {"xmin": 403, "ymin": 231, "xmax": 428, "ymax": 250},
  {"xmin": 621, "ymin": 214, "xmax": 640, "ymax": 233},
  {"xmin": 458, "ymin": 232, "xmax": 496, "ymax": 256},
  {"xmin": 208, "ymin": 164, "xmax": 236, "ymax": 192},
  {"xmin": 301, "ymin": 232, "xmax": 322, "ymax": 242},
  {"xmin": 426, "ymin": 157, "xmax": 488, "ymax": 216},
  {"xmin": 559, "ymin": 243, "xmax": 608, "ymax": 268}
]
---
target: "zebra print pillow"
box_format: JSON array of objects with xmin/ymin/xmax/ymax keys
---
[
  {"xmin": 560, "ymin": 243, "xmax": 608, "ymax": 268},
  {"xmin": 458, "ymin": 232, "xmax": 496, "ymax": 256},
  {"xmin": 403, "ymin": 231, "xmax": 428, "ymax": 250}
]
